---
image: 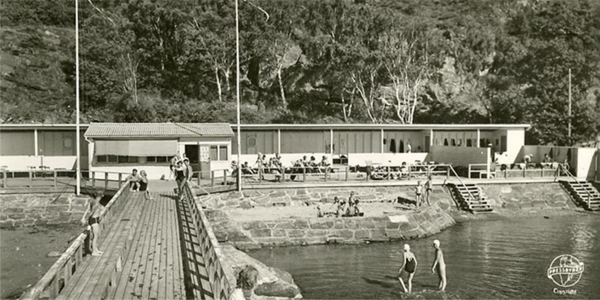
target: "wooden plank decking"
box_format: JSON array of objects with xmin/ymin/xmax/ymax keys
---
[{"xmin": 53, "ymin": 191, "xmax": 212, "ymax": 300}]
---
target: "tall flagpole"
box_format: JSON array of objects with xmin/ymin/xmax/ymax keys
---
[
  {"xmin": 235, "ymin": 0, "xmax": 242, "ymax": 192},
  {"xmin": 568, "ymin": 68, "xmax": 572, "ymax": 145},
  {"xmin": 75, "ymin": 0, "xmax": 81, "ymax": 195}
]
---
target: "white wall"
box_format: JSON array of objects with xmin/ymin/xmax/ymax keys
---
[
  {"xmin": 0, "ymin": 155, "xmax": 88, "ymax": 170},
  {"xmin": 90, "ymin": 165, "xmax": 170, "ymax": 180},
  {"xmin": 505, "ymin": 129, "xmax": 525, "ymax": 163},
  {"xmin": 347, "ymin": 153, "xmax": 429, "ymax": 166},
  {"xmin": 575, "ymin": 148, "xmax": 597, "ymax": 180},
  {"xmin": 430, "ymin": 146, "xmax": 489, "ymax": 166}
]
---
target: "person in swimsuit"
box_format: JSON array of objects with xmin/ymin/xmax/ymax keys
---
[
  {"xmin": 126, "ymin": 169, "xmax": 141, "ymax": 192},
  {"xmin": 81, "ymin": 191, "xmax": 106, "ymax": 256},
  {"xmin": 168, "ymin": 155, "xmax": 178, "ymax": 181},
  {"xmin": 139, "ymin": 170, "xmax": 154, "ymax": 200},
  {"xmin": 398, "ymin": 244, "xmax": 417, "ymax": 293},
  {"xmin": 431, "ymin": 239, "xmax": 447, "ymax": 291},
  {"xmin": 415, "ymin": 181, "xmax": 423, "ymax": 209},
  {"xmin": 175, "ymin": 161, "xmax": 186, "ymax": 200},
  {"xmin": 424, "ymin": 176, "xmax": 433, "ymax": 206}
]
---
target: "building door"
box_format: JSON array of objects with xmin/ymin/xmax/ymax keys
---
[
  {"xmin": 185, "ymin": 144, "xmax": 200, "ymax": 178},
  {"xmin": 424, "ymin": 136, "xmax": 430, "ymax": 152},
  {"xmin": 199, "ymin": 145, "xmax": 210, "ymax": 179}
]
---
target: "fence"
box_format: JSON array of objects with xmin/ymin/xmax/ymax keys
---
[
  {"xmin": 0, "ymin": 169, "xmax": 134, "ymax": 191},
  {"xmin": 19, "ymin": 180, "xmax": 131, "ymax": 300},
  {"xmin": 182, "ymin": 181, "xmax": 236, "ymax": 299}
]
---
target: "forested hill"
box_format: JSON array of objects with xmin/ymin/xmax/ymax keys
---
[{"xmin": 1, "ymin": 0, "xmax": 599, "ymax": 145}]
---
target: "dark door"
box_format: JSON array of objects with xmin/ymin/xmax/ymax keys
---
[
  {"xmin": 424, "ymin": 136, "xmax": 430, "ymax": 152},
  {"xmin": 185, "ymin": 144, "xmax": 200, "ymax": 178}
]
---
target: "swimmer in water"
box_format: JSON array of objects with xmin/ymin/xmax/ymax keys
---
[
  {"xmin": 398, "ymin": 244, "xmax": 417, "ymax": 293},
  {"xmin": 431, "ymin": 239, "xmax": 447, "ymax": 291}
]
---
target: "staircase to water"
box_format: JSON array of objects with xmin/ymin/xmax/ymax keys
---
[
  {"xmin": 560, "ymin": 180, "xmax": 600, "ymax": 211},
  {"xmin": 447, "ymin": 183, "xmax": 494, "ymax": 213}
]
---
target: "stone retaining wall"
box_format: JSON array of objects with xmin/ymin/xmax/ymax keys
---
[
  {"xmin": 480, "ymin": 183, "xmax": 576, "ymax": 210},
  {"xmin": 206, "ymin": 204, "xmax": 456, "ymax": 250},
  {"xmin": 198, "ymin": 186, "xmax": 456, "ymax": 211},
  {"xmin": 0, "ymin": 193, "xmax": 94, "ymax": 228}
]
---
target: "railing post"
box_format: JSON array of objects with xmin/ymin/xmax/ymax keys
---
[
  {"xmin": 258, "ymin": 168, "xmax": 262, "ymax": 182},
  {"xmin": 118, "ymin": 173, "xmax": 123, "ymax": 187},
  {"xmin": 92, "ymin": 171, "xmax": 96, "ymax": 188},
  {"xmin": 197, "ymin": 172, "xmax": 201, "ymax": 186},
  {"xmin": 223, "ymin": 170, "xmax": 227, "ymax": 186},
  {"xmin": 446, "ymin": 166, "xmax": 450, "ymax": 180},
  {"xmin": 523, "ymin": 167, "xmax": 526, "ymax": 178},
  {"xmin": 104, "ymin": 172, "xmax": 109, "ymax": 190},
  {"xmin": 468, "ymin": 165, "xmax": 472, "ymax": 179},
  {"xmin": 324, "ymin": 167, "xmax": 328, "ymax": 182},
  {"xmin": 29, "ymin": 170, "xmax": 33, "ymax": 187},
  {"xmin": 387, "ymin": 166, "xmax": 391, "ymax": 180},
  {"xmin": 280, "ymin": 166, "xmax": 285, "ymax": 182},
  {"xmin": 211, "ymin": 171, "xmax": 215, "ymax": 187},
  {"xmin": 541, "ymin": 168, "xmax": 544, "ymax": 177},
  {"xmin": 345, "ymin": 166, "xmax": 349, "ymax": 181},
  {"xmin": 2, "ymin": 170, "xmax": 6, "ymax": 188},
  {"xmin": 54, "ymin": 170, "xmax": 58, "ymax": 188},
  {"xmin": 302, "ymin": 167, "xmax": 306, "ymax": 182}
]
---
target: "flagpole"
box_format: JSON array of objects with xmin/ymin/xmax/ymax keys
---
[
  {"xmin": 235, "ymin": 0, "xmax": 242, "ymax": 192},
  {"xmin": 75, "ymin": 0, "xmax": 81, "ymax": 195}
]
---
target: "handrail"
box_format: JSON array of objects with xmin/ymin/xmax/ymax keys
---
[
  {"xmin": 19, "ymin": 180, "xmax": 131, "ymax": 300},
  {"xmin": 447, "ymin": 165, "xmax": 478, "ymax": 202},
  {"xmin": 562, "ymin": 167, "xmax": 593, "ymax": 208},
  {"xmin": 182, "ymin": 181, "xmax": 236, "ymax": 299}
]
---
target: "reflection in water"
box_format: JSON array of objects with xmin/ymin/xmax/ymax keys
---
[{"xmin": 249, "ymin": 215, "xmax": 600, "ymax": 299}]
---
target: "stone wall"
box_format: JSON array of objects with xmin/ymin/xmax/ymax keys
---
[
  {"xmin": 0, "ymin": 193, "xmax": 94, "ymax": 228},
  {"xmin": 206, "ymin": 204, "xmax": 456, "ymax": 250},
  {"xmin": 480, "ymin": 183, "xmax": 576, "ymax": 211},
  {"xmin": 198, "ymin": 186, "xmax": 457, "ymax": 211}
]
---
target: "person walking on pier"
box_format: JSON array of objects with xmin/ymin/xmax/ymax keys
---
[
  {"xmin": 81, "ymin": 191, "xmax": 106, "ymax": 256},
  {"xmin": 431, "ymin": 239, "xmax": 447, "ymax": 291},
  {"xmin": 175, "ymin": 161, "xmax": 186, "ymax": 200},
  {"xmin": 398, "ymin": 244, "xmax": 417, "ymax": 293}
]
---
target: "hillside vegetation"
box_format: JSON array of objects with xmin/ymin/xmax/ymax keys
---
[{"xmin": 1, "ymin": 0, "xmax": 599, "ymax": 145}]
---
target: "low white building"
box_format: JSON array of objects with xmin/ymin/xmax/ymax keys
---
[{"xmin": 85, "ymin": 123, "xmax": 233, "ymax": 180}]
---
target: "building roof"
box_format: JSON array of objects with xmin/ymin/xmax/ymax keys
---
[
  {"xmin": 233, "ymin": 124, "xmax": 532, "ymax": 131},
  {"xmin": 84, "ymin": 123, "xmax": 234, "ymax": 138}
]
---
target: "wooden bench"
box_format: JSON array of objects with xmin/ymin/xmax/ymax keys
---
[{"xmin": 56, "ymin": 193, "xmax": 144, "ymax": 300}]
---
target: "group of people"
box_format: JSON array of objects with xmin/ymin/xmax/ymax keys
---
[
  {"xmin": 413, "ymin": 176, "xmax": 434, "ymax": 208},
  {"xmin": 168, "ymin": 154, "xmax": 194, "ymax": 200},
  {"xmin": 398, "ymin": 240, "xmax": 447, "ymax": 293},
  {"xmin": 317, "ymin": 191, "xmax": 364, "ymax": 218},
  {"xmin": 230, "ymin": 153, "xmax": 333, "ymax": 182},
  {"xmin": 125, "ymin": 169, "xmax": 153, "ymax": 200}
]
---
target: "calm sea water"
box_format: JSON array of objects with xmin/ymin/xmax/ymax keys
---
[{"xmin": 248, "ymin": 214, "xmax": 600, "ymax": 299}]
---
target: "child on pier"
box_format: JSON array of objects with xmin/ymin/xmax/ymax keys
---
[{"xmin": 81, "ymin": 190, "xmax": 106, "ymax": 256}]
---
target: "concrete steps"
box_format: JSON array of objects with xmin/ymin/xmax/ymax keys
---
[
  {"xmin": 448, "ymin": 183, "xmax": 494, "ymax": 214},
  {"xmin": 560, "ymin": 180, "xmax": 600, "ymax": 211}
]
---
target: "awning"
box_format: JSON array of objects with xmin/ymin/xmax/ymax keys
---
[{"xmin": 95, "ymin": 140, "xmax": 177, "ymax": 156}]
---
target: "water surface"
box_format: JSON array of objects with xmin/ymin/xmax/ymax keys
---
[{"xmin": 249, "ymin": 215, "xmax": 600, "ymax": 299}]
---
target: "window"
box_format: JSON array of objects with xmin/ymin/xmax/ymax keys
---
[
  {"xmin": 480, "ymin": 139, "xmax": 485, "ymax": 147},
  {"xmin": 108, "ymin": 155, "xmax": 118, "ymax": 163},
  {"xmin": 466, "ymin": 139, "xmax": 473, "ymax": 147},
  {"xmin": 219, "ymin": 146, "xmax": 228, "ymax": 161},
  {"xmin": 390, "ymin": 139, "xmax": 396, "ymax": 153},
  {"xmin": 444, "ymin": 139, "xmax": 448, "ymax": 146},
  {"xmin": 97, "ymin": 155, "xmax": 108, "ymax": 163},
  {"xmin": 63, "ymin": 137, "xmax": 73, "ymax": 149},
  {"xmin": 128, "ymin": 156, "xmax": 139, "ymax": 163},
  {"xmin": 210, "ymin": 146, "xmax": 218, "ymax": 161},
  {"xmin": 451, "ymin": 139, "xmax": 456, "ymax": 146},
  {"xmin": 383, "ymin": 138, "xmax": 387, "ymax": 145}
]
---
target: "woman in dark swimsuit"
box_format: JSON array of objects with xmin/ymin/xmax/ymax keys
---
[
  {"xmin": 139, "ymin": 170, "xmax": 154, "ymax": 200},
  {"xmin": 398, "ymin": 244, "xmax": 418, "ymax": 293}
]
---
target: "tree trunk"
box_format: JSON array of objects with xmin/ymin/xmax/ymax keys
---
[
  {"xmin": 277, "ymin": 66, "xmax": 287, "ymax": 109},
  {"xmin": 215, "ymin": 66, "xmax": 222, "ymax": 102}
]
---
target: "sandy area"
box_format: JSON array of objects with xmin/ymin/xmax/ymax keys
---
[{"xmin": 226, "ymin": 202, "xmax": 418, "ymax": 222}]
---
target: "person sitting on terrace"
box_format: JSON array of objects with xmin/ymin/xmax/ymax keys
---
[
  {"xmin": 558, "ymin": 158, "xmax": 570, "ymax": 176},
  {"xmin": 230, "ymin": 160, "xmax": 239, "ymax": 179},
  {"xmin": 302, "ymin": 155, "xmax": 309, "ymax": 167},
  {"xmin": 345, "ymin": 199, "xmax": 356, "ymax": 217},
  {"xmin": 126, "ymin": 169, "xmax": 141, "ymax": 192},
  {"xmin": 242, "ymin": 161, "xmax": 254, "ymax": 175},
  {"xmin": 337, "ymin": 198, "xmax": 346, "ymax": 218},
  {"xmin": 321, "ymin": 156, "xmax": 330, "ymax": 167},
  {"xmin": 541, "ymin": 154, "xmax": 554, "ymax": 168},
  {"xmin": 139, "ymin": 170, "xmax": 154, "ymax": 200},
  {"xmin": 354, "ymin": 199, "xmax": 364, "ymax": 217},
  {"xmin": 400, "ymin": 162, "xmax": 409, "ymax": 178},
  {"xmin": 308, "ymin": 156, "xmax": 321, "ymax": 173}
]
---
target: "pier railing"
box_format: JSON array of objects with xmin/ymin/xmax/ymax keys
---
[
  {"xmin": 19, "ymin": 180, "xmax": 131, "ymax": 300},
  {"xmin": 0, "ymin": 169, "xmax": 133, "ymax": 192},
  {"xmin": 182, "ymin": 181, "xmax": 236, "ymax": 299}
]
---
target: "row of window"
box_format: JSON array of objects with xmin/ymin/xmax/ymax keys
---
[{"xmin": 95, "ymin": 145, "xmax": 229, "ymax": 165}]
